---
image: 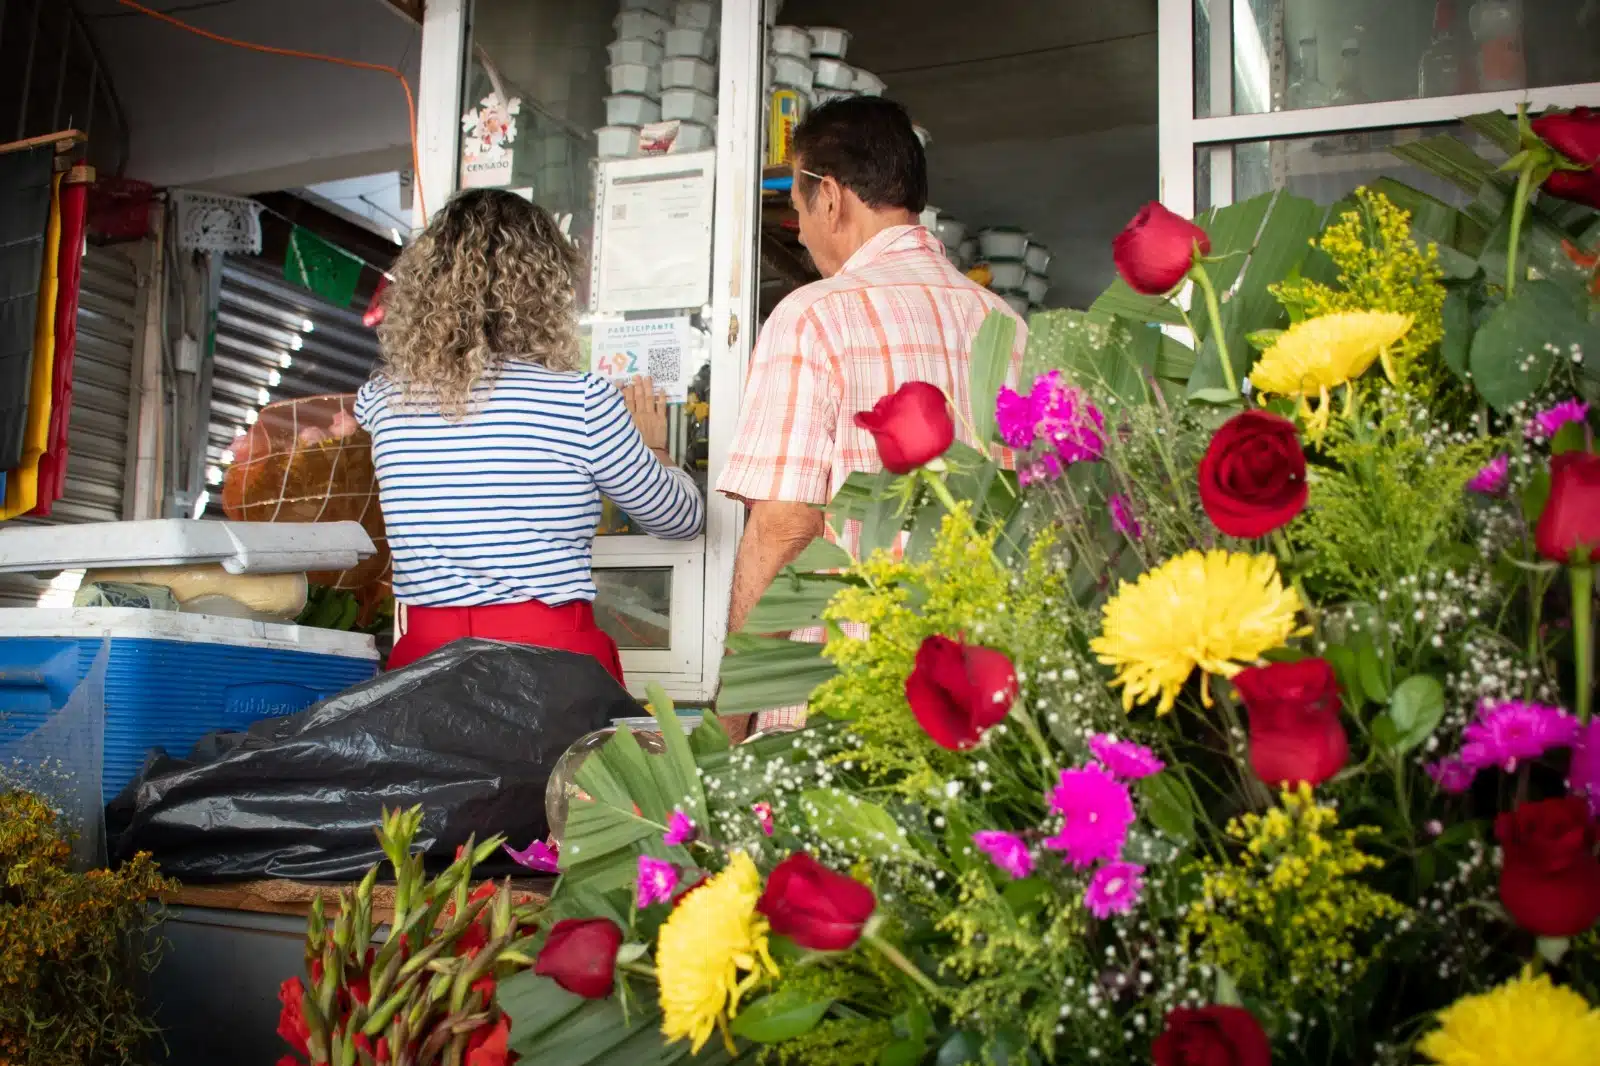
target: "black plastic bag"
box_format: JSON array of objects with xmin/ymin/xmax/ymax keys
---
[{"xmin": 107, "ymin": 639, "xmax": 638, "ymax": 881}]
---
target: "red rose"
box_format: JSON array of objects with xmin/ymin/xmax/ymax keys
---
[
  {"xmin": 1112, "ymin": 202, "xmax": 1211, "ymax": 295},
  {"xmin": 276, "ymin": 976, "xmax": 311, "ymax": 1057},
  {"xmin": 1152, "ymin": 1005, "xmax": 1272, "ymax": 1066},
  {"xmin": 904, "ymin": 634, "xmax": 1018, "ymax": 751},
  {"xmin": 1534, "ymin": 108, "xmax": 1600, "ymax": 209},
  {"xmin": 534, "ymin": 917, "xmax": 624, "ymax": 999},
  {"xmin": 1545, "ymin": 169, "xmax": 1600, "ymax": 211},
  {"xmin": 1235, "ymin": 659, "xmax": 1348, "ymax": 788},
  {"xmin": 1535, "ymin": 452, "xmax": 1600, "ymax": 564},
  {"xmin": 1496, "ymin": 797, "xmax": 1600, "ymax": 938},
  {"xmin": 1198, "ymin": 411, "xmax": 1308, "ymax": 538},
  {"xmin": 757, "ymin": 851, "xmax": 878, "ymax": 951},
  {"xmin": 854, "ymin": 381, "xmax": 955, "ymax": 474},
  {"xmin": 465, "ymin": 1016, "xmax": 511, "ymax": 1066}
]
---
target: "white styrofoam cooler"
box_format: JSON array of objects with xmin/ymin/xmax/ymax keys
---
[{"xmin": 0, "ymin": 519, "xmax": 377, "ymax": 576}]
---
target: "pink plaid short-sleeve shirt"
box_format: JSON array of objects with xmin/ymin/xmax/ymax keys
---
[{"xmin": 718, "ymin": 224, "xmax": 1028, "ymax": 540}]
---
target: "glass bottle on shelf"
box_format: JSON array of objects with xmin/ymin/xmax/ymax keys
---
[
  {"xmin": 1329, "ymin": 39, "xmax": 1370, "ymax": 153},
  {"xmin": 1287, "ymin": 37, "xmax": 1333, "ymax": 109},
  {"xmin": 1469, "ymin": 0, "xmax": 1526, "ymax": 91},
  {"xmin": 1419, "ymin": 0, "xmax": 1471, "ymax": 97}
]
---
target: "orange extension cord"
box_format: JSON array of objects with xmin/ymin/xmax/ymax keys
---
[{"xmin": 114, "ymin": 0, "xmax": 427, "ymax": 224}]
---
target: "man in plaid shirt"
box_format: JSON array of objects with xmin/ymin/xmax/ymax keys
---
[{"xmin": 717, "ymin": 97, "xmax": 1027, "ymax": 732}]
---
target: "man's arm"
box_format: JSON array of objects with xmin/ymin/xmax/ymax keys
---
[{"xmin": 727, "ymin": 500, "xmax": 826, "ymax": 635}]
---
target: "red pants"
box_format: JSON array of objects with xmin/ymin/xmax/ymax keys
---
[{"xmin": 388, "ymin": 600, "xmax": 626, "ymax": 685}]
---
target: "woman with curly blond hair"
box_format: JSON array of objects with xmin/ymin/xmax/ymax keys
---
[{"xmin": 356, "ymin": 189, "xmax": 702, "ymax": 679}]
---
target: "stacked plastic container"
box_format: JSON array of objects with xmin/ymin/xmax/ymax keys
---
[
  {"xmin": 602, "ymin": 0, "xmax": 720, "ymax": 159},
  {"xmin": 976, "ymin": 228, "xmax": 1043, "ymax": 318}
]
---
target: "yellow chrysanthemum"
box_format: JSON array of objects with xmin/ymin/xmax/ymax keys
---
[
  {"xmin": 1418, "ymin": 970, "xmax": 1600, "ymax": 1066},
  {"xmin": 657, "ymin": 852, "xmax": 778, "ymax": 1053},
  {"xmin": 1089, "ymin": 550, "xmax": 1306, "ymax": 715},
  {"xmin": 1250, "ymin": 310, "xmax": 1414, "ymax": 436}
]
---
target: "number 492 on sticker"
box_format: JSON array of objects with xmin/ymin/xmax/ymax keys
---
[{"xmin": 596, "ymin": 349, "xmax": 640, "ymax": 378}]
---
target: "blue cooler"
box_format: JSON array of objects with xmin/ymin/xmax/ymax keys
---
[{"xmin": 0, "ymin": 607, "xmax": 379, "ymax": 799}]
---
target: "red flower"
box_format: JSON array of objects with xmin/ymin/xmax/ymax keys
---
[
  {"xmin": 276, "ymin": 977, "xmax": 311, "ymax": 1057},
  {"xmin": 1112, "ymin": 202, "xmax": 1211, "ymax": 295},
  {"xmin": 354, "ymin": 1033, "xmax": 392, "ymax": 1064},
  {"xmin": 854, "ymin": 381, "xmax": 955, "ymax": 474},
  {"xmin": 465, "ymin": 1016, "xmax": 511, "ymax": 1066},
  {"xmin": 1234, "ymin": 659, "xmax": 1348, "ymax": 788},
  {"xmin": 1496, "ymin": 797, "xmax": 1600, "ymax": 938},
  {"xmin": 1534, "ymin": 107, "xmax": 1600, "ymax": 210},
  {"xmin": 1153, "ymin": 1006, "xmax": 1272, "ymax": 1066},
  {"xmin": 1535, "ymin": 452, "xmax": 1600, "ymax": 564},
  {"xmin": 1198, "ymin": 411, "xmax": 1308, "ymax": 538},
  {"xmin": 457, "ymin": 921, "xmax": 490, "ymax": 959},
  {"xmin": 757, "ymin": 852, "xmax": 877, "ymax": 951},
  {"xmin": 472, "ymin": 974, "xmax": 496, "ymax": 1003},
  {"xmin": 534, "ymin": 918, "xmax": 624, "ymax": 999},
  {"xmin": 904, "ymin": 635, "xmax": 1018, "ymax": 750}
]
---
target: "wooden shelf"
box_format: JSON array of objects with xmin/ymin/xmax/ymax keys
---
[{"xmin": 161, "ymin": 877, "xmax": 553, "ymax": 925}]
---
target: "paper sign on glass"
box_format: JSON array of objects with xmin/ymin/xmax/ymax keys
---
[
  {"xmin": 590, "ymin": 317, "xmax": 693, "ymax": 402},
  {"xmin": 591, "ymin": 152, "xmax": 715, "ymax": 313}
]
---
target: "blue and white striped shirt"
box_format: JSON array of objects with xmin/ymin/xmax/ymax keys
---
[{"xmin": 354, "ymin": 362, "xmax": 704, "ymax": 607}]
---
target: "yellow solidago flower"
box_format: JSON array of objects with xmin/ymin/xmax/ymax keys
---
[
  {"xmin": 657, "ymin": 852, "xmax": 778, "ymax": 1054},
  {"xmin": 1250, "ymin": 310, "xmax": 1414, "ymax": 437},
  {"xmin": 1090, "ymin": 550, "xmax": 1305, "ymax": 714},
  {"xmin": 1419, "ymin": 970, "xmax": 1600, "ymax": 1066}
]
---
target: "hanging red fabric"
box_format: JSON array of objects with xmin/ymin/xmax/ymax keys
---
[
  {"xmin": 362, "ymin": 274, "xmax": 388, "ymax": 329},
  {"xmin": 30, "ymin": 172, "xmax": 90, "ymax": 516}
]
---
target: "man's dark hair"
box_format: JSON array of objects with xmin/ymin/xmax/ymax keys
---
[{"xmin": 792, "ymin": 97, "xmax": 927, "ymax": 214}]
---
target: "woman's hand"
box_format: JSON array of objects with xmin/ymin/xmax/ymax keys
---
[{"xmin": 621, "ymin": 376, "xmax": 673, "ymax": 464}]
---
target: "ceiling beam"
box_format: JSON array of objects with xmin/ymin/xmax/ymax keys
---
[{"xmin": 374, "ymin": 0, "xmax": 424, "ymax": 25}]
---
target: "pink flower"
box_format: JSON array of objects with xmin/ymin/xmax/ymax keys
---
[
  {"xmin": 972, "ymin": 830, "xmax": 1033, "ymax": 879},
  {"xmin": 504, "ymin": 838, "xmax": 560, "ymax": 873},
  {"xmin": 1459, "ymin": 700, "xmax": 1581, "ymax": 773},
  {"xmin": 1527, "ymin": 399, "xmax": 1590, "ymax": 441},
  {"xmin": 1466, "ymin": 454, "xmax": 1509, "ymax": 495},
  {"xmin": 995, "ymin": 386, "xmax": 1037, "ymax": 449},
  {"xmin": 996, "ymin": 371, "xmax": 1106, "ymax": 478},
  {"xmin": 1109, "ymin": 493, "xmax": 1142, "ymax": 539},
  {"xmin": 663, "ymin": 811, "xmax": 697, "ymax": 847},
  {"xmin": 636, "ymin": 855, "xmax": 679, "ymax": 908},
  {"xmin": 1570, "ymin": 720, "xmax": 1600, "ymax": 818},
  {"xmin": 1088, "ymin": 734, "xmax": 1165, "ymax": 781},
  {"xmin": 752, "ymin": 802, "xmax": 775, "ymax": 837},
  {"xmin": 1083, "ymin": 861, "xmax": 1145, "ymax": 919},
  {"xmin": 1042, "ymin": 764, "xmax": 1136, "ymax": 868},
  {"xmin": 1427, "ymin": 756, "xmax": 1477, "ymax": 794}
]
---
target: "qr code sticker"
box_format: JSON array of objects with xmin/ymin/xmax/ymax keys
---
[{"xmin": 646, "ymin": 345, "xmax": 682, "ymax": 383}]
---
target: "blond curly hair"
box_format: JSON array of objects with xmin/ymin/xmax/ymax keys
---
[{"xmin": 375, "ymin": 189, "xmax": 581, "ymax": 418}]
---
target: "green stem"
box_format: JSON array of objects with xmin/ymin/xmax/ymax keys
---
[
  {"xmin": 1573, "ymin": 564, "xmax": 1594, "ymax": 723},
  {"xmin": 922, "ymin": 467, "xmax": 962, "ymax": 515},
  {"xmin": 863, "ymin": 931, "xmax": 947, "ymax": 1004},
  {"xmin": 1188, "ymin": 263, "xmax": 1239, "ymax": 396},
  {"xmin": 1010, "ymin": 706, "xmax": 1058, "ymax": 774},
  {"xmin": 1506, "ymin": 163, "xmax": 1535, "ymax": 298}
]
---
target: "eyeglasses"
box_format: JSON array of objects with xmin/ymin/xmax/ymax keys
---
[{"xmin": 798, "ymin": 168, "xmax": 827, "ymax": 182}]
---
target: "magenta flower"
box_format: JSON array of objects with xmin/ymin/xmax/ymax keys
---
[
  {"xmin": 663, "ymin": 810, "xmax": 697, "ymax": 847},
  {"xmin": 972, "ymin": 830, "xmax": 1034, "ymax": 879},
  {"xmin": 1570, "ymin": 720, "xmax": 1600, "ymax": 818},
  {"xmin": 996, "ymin": 371, "xmax": 1105, "ymax": 482},
  {"xmin": 1088, "ymin": 734, "xmax": 1165, "ymax": 780},
  {"xmin": 504, "ymin": 838, "xmax": 561, "ymax": 873},
  {"xmin": 995, "ymin": 385, "xmax": 1037, "ymax": 449},
  {"xmin": 1527, "ymin": 399, "xmax": 1590, "ymax": 440},
  {"xmin": 1109, "ymin": 493, "xmax": 1142, "ymax": 539},
  {"xmin": 1459, "ymin": 699, "xmax": 1581, "ymax": 772},
  {"xmin": 1042, "ymin": 763, "xmax": 1136, "ymax": 868},
  {"xmin": 636, "ymin": 855, "xmax": 680, "ymax": 908},
  {"xmin": 1083, "ymin": 861, "xmax": 1145, "ymax": 919},
  {"xmin": 752, "ymin": 802, "xmax": 775, "ymax": 837},
  {"xmin": 1426, "ymin": 756, "xmax": 1477, "ymax": 795},
  {"xmin": 1466, "ymin": 454, "xmax": 1509, "ymax": 495}
]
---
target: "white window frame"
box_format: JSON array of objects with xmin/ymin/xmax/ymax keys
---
[
  {"xmin": 413, "ymin": 0, "xmax": 763, "ymax": 702},
  {"xmin": 1159, "ymin": 0, "xmax": 1600, "ymax": 216}
]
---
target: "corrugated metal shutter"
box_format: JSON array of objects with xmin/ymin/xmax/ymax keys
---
[
  {"xmin": 0, "ymin": 242, "xmax": 141, "ymax": 606},
  {"xmin": 207, "ymin": 258, "xmax": 379, "ymax": 492}
]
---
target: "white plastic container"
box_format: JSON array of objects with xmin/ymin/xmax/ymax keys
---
[
  {"xmin": 932, "ymin": 216, "xmax": 967, "ymax": 249},
  {"xmin": 770, "ymin": 25, "xmax": 811, "ymax": 57},
  {"xmin": 664, "ymin": 26, "xmax": 715, "ymax": 59},
  {"xmin": 0, "ymin": 519, "xmax": 376, "ymax": 576},
  {"xmin": 674, "ymin": 121, "xmax": 716, "ymax": 151},
  {"xmin": 812, "ymin": 88, "xmax": 857, "ymax": 107},
  {"xmin": 661, "ymin": 88, "xmax": 716, "ymax": 125},
  {"xmin": 984, "ymin": 260, "xmax": 1029, "ymax": 291},
  {"xmin": 958, "ymin": 237, "xmax": 977, "ymax": 267},
  {"xmin": 661, "ymin": 56, "xmax": 717, "ymax": 93},
  {"xmin": 597, "ymin": 126, "xmax": 641, "ymax": 159},
  {"xmin": 812, "ymin": 57, "xmax": 856, "ymax": 90},
  {"xmin": 1001, "ymin": 291, "xmax": 1030, "ymax": 318},
  {"xmin": 1024, "ymin": 273, "xmax": 1050, "ymax": 305},
  {"xmin": 770, "ymin": 54, "xmax": 813, "ymax": 89},
  {"xmin": 673, "ymin": 0, "xmax": 716, "ymax": 30},
  {"xmin": 608, "ymin": 62, "xmax": 661, "ymax": 97},
  {"xmin": 614, "ymin": 9, "xmax": 669, "ymax": 42},
  {"xmin": 978, "ymin": 227, "xmax": 1030, "ymax": 260},
  {"xmin": 764, "ymin": 0, "xmax": 783, "ymax": 26},
  {"xmin": 608, "ymin": 38, "xmax": 664, "ymax": 67},
  {"xmin": 853, "ymin": 68, "xmax": 886, "ymax": 96},
  {"xmin": 606, "ymin": 94, "xmax": 661, "ymax": 127},
  {"xmin": 1025, "ymin": 244, "xmax": 1052, "ymax": 274},
  {"xmin": 808, "ymin": 26, "xmax": 850, "ymax": 57},
  {"xmin": 913, "ymin": 124, "xmax": 932, "ymax": 149},
  {"xmin": 620, "ymin": 0, "xmax": 672, "ymax": 13}
]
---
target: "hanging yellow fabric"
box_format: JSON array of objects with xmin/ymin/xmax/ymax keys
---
[{"xmin": 2, "ymin": 171, "xmax": 62, "ymax": 521}]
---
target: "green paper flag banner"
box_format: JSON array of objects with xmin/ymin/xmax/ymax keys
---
[{"xmin": 284, "ymin": 226, "xmax": 363, "ymax": 309}]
